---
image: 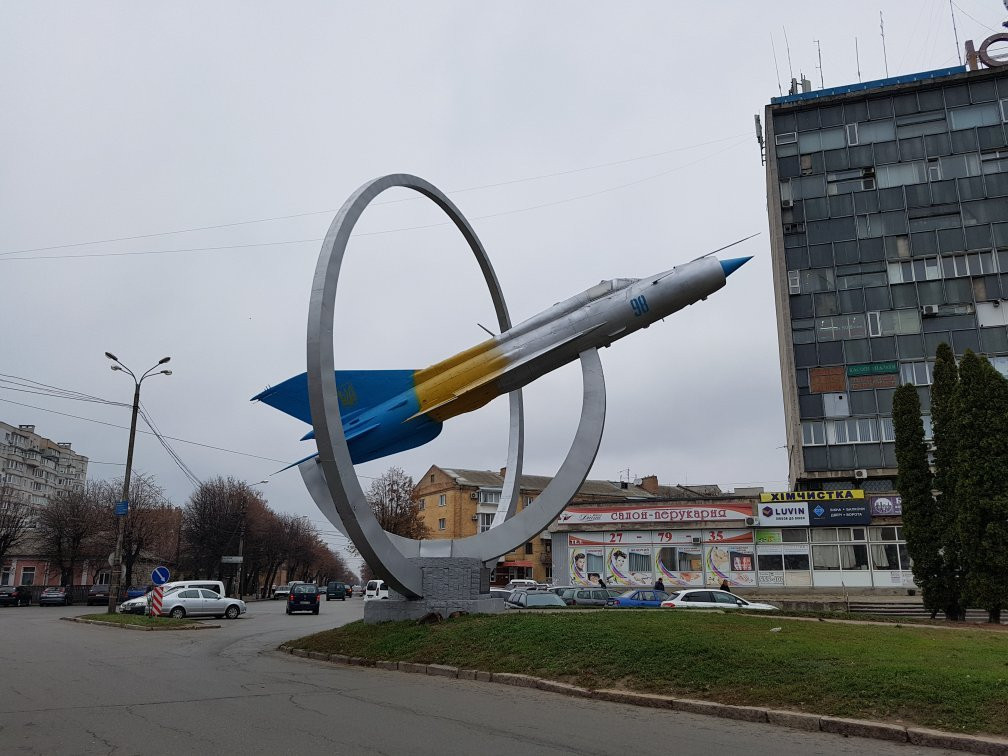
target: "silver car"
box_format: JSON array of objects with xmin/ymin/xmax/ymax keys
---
[{"xmin": 162, "ymin": 588, "xmax": 247, "ymax": 620}]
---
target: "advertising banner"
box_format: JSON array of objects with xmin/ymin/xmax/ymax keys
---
[
  {"xmin": 705, "ymin": 544, "xmax": 756, "ymax": 587},
  {"xmin": 869, "ymin": 494, "xmax": 903, "ymax": 516},
  {"xmin": 758, "ymin": 501, "xmax": 810, "ymax": 527},
  {"xmin": 755, "ymin": 529, "xmax": 783, "ymax": 543},
  {"xmin": 568, "ymin": 537, "xmax": 604, "ymax": 586},
  {"xmin": 809, "ymin": 366, "xmax": 846, "ymax": 393},
  {"xmin": 760, "ymin": 490, "xmax": 864, "ymax": 503},
  {"xmin": 654, "ymin": 530, "xmax": 702, "ymax": 545},
  {"xmin": 606, "ymin": 546, "xmax": 652, "ymax": 587},
  {"xmin": 808, "ymin": 500, "xmax": 871, "ymax": 526},
  {"xmin": 847, "ymin": 361, "xmax": 899, "ymax": 376},
  {"xmin": 558, "ymin": 503, "xmax": 753, "ymax": 524},
  {"xmin": 602, "ymin": 530, "xmax": 653, "ymax": 546},
  {"xmin": 653, "ymin": 544, "xmax": 704, "ymax": 587},
  {"xmin": 703, "ymin": 528, "xmax": 754, "ymax": 543}
]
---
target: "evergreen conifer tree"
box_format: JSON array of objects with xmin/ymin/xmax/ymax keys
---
[
  {"xmin": 892, "ymin": 384, "xmax": 943, "ymax": 615},
  {"xmin": 929, "ymin": 343, "xmax": 964, "ymax": 619},
  {"xmin": 955, "ymin": 351, "xmax": 1008, "ymax": 623}
]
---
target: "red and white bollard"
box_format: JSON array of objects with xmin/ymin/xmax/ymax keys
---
[{"xmin": 151, "ymin": 586, "xmax": 163, "ymax": 617}]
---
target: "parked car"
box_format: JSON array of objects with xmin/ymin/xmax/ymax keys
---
[
  {"xmin": 272, "ymin": 583, "xmax": 292, "ymax": 600},
  {"xmin": 118, "ymin": 580, "xmax": 227, "ymax": 614},
  {"xmin": 364, "ymin": 580, "xmax": 388, "ymax": 600},
  {"xmin": 489, "ymin": 588, "xmax": 513, "ymax": 600},
  {"xmin": 125, "ymin": 586, "xmax": 149, "ymax": 600},
  {"xmin": 504, "ymin": 579, "xmax": 538, "ymax": 593},
  {"xmin": 39, "ymin": 586, "xmax": 73, "ymax": 606},
  {"xmin": 605, "ymin": 589, "xmax": 670, "ymax": 608},
  {"xmin": 566, "ymin": 587, "xmax": 614, "ymax": 607},
  {"xmin": 0, "ymin": 585, "xmax": 31, "ymax": 606},
  {"xmin": 86, "ymin": 584, "xmax": 110, "ymax": 606},
  {"xmin": 287, "ymin": 583, "xmax": 321, "ymax": 615},
  {"xmin": 326, "ymin": 581, "xmax": 348, "ymax": 601},
  {"xmin": 505, "ymin": 590, "xmax": 567, "ymax": 609},
  {"xmin": 660, "ymin": 589, "xmax": 779, "ymax": 611},
  {"xmin": 162, "ymin": 588, "xmax": 246, "ymax": 619}
]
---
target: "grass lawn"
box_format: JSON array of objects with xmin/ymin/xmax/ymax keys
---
[
  {"xmin": 78, "ymin": 613, "xmax": 197, "ymax": 628},
  {"xmin": 291, "ymin": 611, "xmax": 1008, "ymax": 736}
]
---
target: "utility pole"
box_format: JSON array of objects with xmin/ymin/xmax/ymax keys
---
[
  {"xmin": 236, "ymin": 497, "xmax": 247, "ymax": 601},
  {"xmin": 104, "ymin": 352, "xmax": 172, "ymax": 614}
]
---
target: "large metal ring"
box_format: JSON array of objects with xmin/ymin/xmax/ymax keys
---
[{"xmin": 305, "ymin": 174, "xmax": 605, "ymax": 598}]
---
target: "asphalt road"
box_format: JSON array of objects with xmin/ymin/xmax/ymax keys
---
[{"xmin": 0, "ymin": 599, "xmax": 961, "ymax": 755}]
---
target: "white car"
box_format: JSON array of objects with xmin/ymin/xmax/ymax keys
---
[
  {"xmin": 364, "ymin": 580, "xmax": 388, "ymax": 600},
  {"xmin": 660, "ymin": 589, "xmax": 778, "ymax": 611},
  {"xmin": 161, "ymin": 588, "xmax": 247, "ymax": 619}
]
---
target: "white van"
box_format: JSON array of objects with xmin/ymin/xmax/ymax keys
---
[{"xmin": 364, "ymin": 580, "xmax": 388, "ymax": 600}]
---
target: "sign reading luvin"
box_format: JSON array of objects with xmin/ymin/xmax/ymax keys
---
[
  {"xmin": 760, "ymin": 490, "xmax": 865, "ymax": 503},
  {"xmin": 758, "ymin": 501, "xmax": 810, "ymax": 527}
]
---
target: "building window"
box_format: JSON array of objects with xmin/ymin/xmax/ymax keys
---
[
  {"xmin": 97, "ymin": 571, "xmax": 110, "ymax": 586},
  {"xmin": 525, "ymin": 496, "xmax": 534, "ymax": 507},
  {"xmin": 0, "ymin": 567, "xmax": 10, "ymax": 586},
  {"xmin": 479, "ymin": 513, "xmax": 494, "ymax": 533},
  {"xmin": 20, "ymin": 567, "xmax": 35, "ymax": 586},
  {"xmin": 430, "ymin": 474, "xmax": 435, "ymax": 482},
  {"xmin": 827, "ymin": 417, "xmax": 879, "ymax": 444},
  {"xmin": 418, "ymin": 498, "xmax": 425, "ymax": 511},
  {"xmin": 900, "ymin": 361, "xmax": 933, "ymax": 386},
  {"xmin": 788, "ymin": 270, "xmax": 801, "ymax": 294},
  {"xmin": 802, "ymin": 421, "xmax": 826, "ymax": 446},
  {"xmin": 438, "ymin": 494, "xmax": 446, "ymax": 507},
  {"xmin": 879, "ymin": 417, "xmax": 896, "ymax": 443},
  {"xmin": 524, "ymin": 542, "xmax": 534, "ymax": 555},
  {"xmin": 438, "ymin": 518, "xmax": 446, "ymax": 531},
  {"xmin": 479, "ymin": 490, "xmax": 501, "ymax": 505}
]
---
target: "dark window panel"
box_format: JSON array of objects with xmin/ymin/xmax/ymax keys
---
[
  {"xmin": 820, "ymin": 105, "xmax": 844, "ymax": 127},
  {"xmin": 834, "ymin": 240, "xmax": 860, "ymax": 264},
  {"xmin": 829, "ymin": 445, "xmax": 856, "ymax": 469},
  {"xmin": 804, "ymin": 197, "xmax": 830, "ymax": 221},
  {"xmin": 930, "ymin": 180, "xmax": 958, "ymax": 204},
  {"xmin": 917, "ymin": 281, "xmax": 944, "ymax": 306},
  {"xmin": 864, "ymin": 286, "xmax": 892, "ymax": 310},
  {"xmin": 892, "ymin": 93, "xmax": 919, "ymax": 115},
  {"xmin": 970, "ymin": 79, "xmax": 998, "ymax": 103},
  {"xmin": 951, "ymin": 128, "xmax": 979, "ymax": 153},
  {"xmin": 839, "ymin": 288, "xmax": 865, "ymax": 313},
  {"xmin": 917, "ymin": 386, "xmax": 932, "ymax": 412},
  {"xmin": 785, "ymin": 232, "xmax": 808, "ymax": 249},
  {"xmin": 877, "ymin": 388, "xmax": 896, "ymax": 414},
  {"xmin": 977, "ymin": 124, "xmax": 1007, "ymax": 150},
  {"xmin": 799, "ymin": 392, "xmax": 824, "ymax": 418},
  {"xmin": 935, "ymin": 313, "xmax": 978, "ymax": 330},
  {"xmin": 824, "ymin": 148, "xmax": 849, "ymax": 171},
  {"xmin": 982, "ymin": 275, "xmax": 1002, "ymax": 299},
  {"xmin": 937, "ymin": 228, "xmax": 966, "ymax": 254},
  {"xmin": 790, "ymin": 294, "xmax": 814, "ymax": 318},
  {"xmin": 884, "ymin": 234, "xmax": 912, "ymax": 260},
  {"xmin": 870, "ymin": 336, "xmax": 897, "ymax": 361},
  {"xmin": 957, "ymin": 175, "xmax": 984, "ymax": 200},
  {"xmin": 853, "ymin": 190, "xmax": 880, "ymax": 214},
  {"xmin": 828, "ymin": 194, "xmax": 854, "ymax": 218},
  {"xmin": 795, "ymin": 343, "xmax": 819, "ymax": 369},
  {"xmin": 874, "ymin": 140, "xmax": 899, "ymax": 164},
  {"xmin": 868, "ymin": 97, "xmax": 894, "ymax": 119},
  {"xmin": 986, "ymin": 172, "xmax": 1008, "ymax": 198},
  {"xmin": 924, "ymin": 133, "xmax": 952, "ymax": 157},
  {"xmin": 778, "ymin": 155, "xmax": 801, "ymax": 178},
  {"xmin": 814, "ymin": 292, "xmax": 840, "ymax": 316},
  {"xmin": 944, "ymin": 84, "xmax": 970, "ymax": 107},
  {"xmin": 859, "ymin": 237, "xmax": 884, "ymax": 261},
  {"xmin": 844, "ymin": 338, "xmax": 871, "ymax": 362},
  {"xmin": 856, "ymin": 444, "xmax": 883, "ymax": 468},
  {"xmin": 849, "ymin": 390, "xmax": 878, "ymax": 414},
  {"xmin": 897, "ymin": 333, "xmax": 925, "ymax": 359},
  {"xmin": 918, "ymin": 89, "xmax": 944, "ymax": 110},
  {"xmin": 809, "ymin": 243, "xmax": 834, "ymax": 267},
  {"xmin": 995, "ymin": 223, "xmax": 1008, "ymax": 247},
  {"xmin": 899, "ymin": 136, "xmax": 925, "ymax": 160},
  {"xmin": 911, "ymin": 230, "xmax": 939, "ymax": 255},
  {"xmin": 882, "ymin": 443, "xmax": 897, "ymax": 467},
  {"xmin": 845, "ymin": 100, "xmax": 868, "ymax": 123},
  {"xmin": 785, "ymin": 247, "xmax": 809, "ymax": 270},
  {"xmin": 878, "ymin": 187, "xmax": 906, "ymax": 211},
  {"xmin": 953, "ymin": 329, "xmax": 981, "ymax": 354},
  {"xmin": 804, "ymin": 447, "xmax": 829, "ymax": 471},
  {"xmin": 904, "ymin": 183, "xmax": 931, "ymax": 208},
  {"xmin": 796, "ymin": 368, "xmax": 810, "ymax": 388},
  {"xmin": 890, "ymin": 283, "xmax": 919, "ymax": 308},
  {"xmin": 981, "ymin": 326, "xmax": 1008, "ymax": 353},
  {"xmin": 849, "ymin": 144, "xmax": 874, "ymax": 167},
  {"xmin": 802, "ymin": 151, "xmax": 826, "ymax": 175},
  {"xmin": 774, "ymin": 112, "xmax": 797, "ymax": 133},
  {"xmin": 818, "ymin": 341, "xmax": 844, "ymax": 365},
  {"xmin": 797, "ymin": 109, "xmax": 820, "ymax": 131},
  {"xmin": 924, "ymin": 331, "xmax": 951, "ymax": 357}
]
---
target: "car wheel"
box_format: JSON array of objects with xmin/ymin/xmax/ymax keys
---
[
  {"xmin": 341, "ymin": 597, "xmax": 346, "ymax": 601},
  {"xmin": 225, "ymin": 605, "xmax": 240, "ymax": 620},
  {"xmin": 169, "ymin": 607, "xmax": 185, "ymax": 619}
]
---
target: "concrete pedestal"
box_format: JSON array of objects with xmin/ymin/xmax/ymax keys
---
[{"xmin": 363, "ymin": 557, "xmax": 506, "ymax": 623}]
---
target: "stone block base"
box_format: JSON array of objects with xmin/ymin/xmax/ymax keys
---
[{"xmin": 364, "ymin": 596, "xmax": 504, "ymax": 623}]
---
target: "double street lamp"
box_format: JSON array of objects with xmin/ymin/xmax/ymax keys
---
[{"xmin": 104, "ymin": 352, "xmax": 172, "ymax": 614}]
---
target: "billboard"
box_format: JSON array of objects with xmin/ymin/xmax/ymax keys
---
[
  {"xmin": 558, "ymin": 502, "xmax": 753, "ymax": 524},
  {"xmin": 758, "ymin": 501, "xmax": 810, "ymax": 527},
  {"xmin": 869, "ymin": 494, "xmax": 903, "ymax": 516},
  {"xmin": 808, "ymin": 500, "xmax": 871, "ymax": 526}
]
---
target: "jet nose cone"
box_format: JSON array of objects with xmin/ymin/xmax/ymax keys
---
[{"xmin": 720, "ymin": 256, "xmax": 753, "ymax": 277}]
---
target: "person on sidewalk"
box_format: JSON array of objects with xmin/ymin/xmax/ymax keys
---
[
  {"xmin": 720, "ymin": 579, "xmax": 731, "ymax": 593},
  {"xmin": 654, "ymin": 578, "xmax": 665, "ymax": 592}
]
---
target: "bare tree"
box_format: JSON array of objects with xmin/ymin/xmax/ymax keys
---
[
  {"xmin": 103, "ymin": 473, "xmax": 176, "ymax": 588},
  {"xmin": 180, "ymin": 477, "xmax": 259, "ymax": 579},
  {"xmin": 0, "ymin": 481, "xmax": 33, "ymax": 567},
  {"xmin": 366, "ymin": 467, "xmax": 428, "ymax": 540},
  {"xmin": 36, "ymin": 482, "xmax": 108, "ymax": 585}
]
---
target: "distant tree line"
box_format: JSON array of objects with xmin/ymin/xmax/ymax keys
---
[
  {"xmin": 0, "ymin": 473, "xmax": 358, "ymax": 595},
  {"xmin": 894, "ymin": 344, "xmax": 1008, "ymax": 623}
]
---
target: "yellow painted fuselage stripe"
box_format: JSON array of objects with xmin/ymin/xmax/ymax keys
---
[{"xmin": 413, "ymin": 338, "xmax": 509, "ymax": 422}]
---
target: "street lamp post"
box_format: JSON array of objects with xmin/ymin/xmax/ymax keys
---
[{"xmin": 105, "ymin": 352, "xmax": 172, "ymax": 614}]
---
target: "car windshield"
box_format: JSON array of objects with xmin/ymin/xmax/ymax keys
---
[{"xmin": 292, "ymin": 584, "xmax": 316, "ymax": 594}]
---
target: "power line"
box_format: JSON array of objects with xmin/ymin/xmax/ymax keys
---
[
  {"xmin": 0, "ymin": 132, "xmax": 749, "ymax": 258},
  {"xmin": 950, "ymin": 1, "xmax": 1000, "ymax": 33},
  {"xmin": 0, "ymin": 137, "xmax": 750, "ymax": 264}
]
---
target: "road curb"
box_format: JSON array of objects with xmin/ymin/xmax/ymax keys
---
[
  {"xmin": 62, "ymin": 616, "xmax": 218, "ymax": 631},
  {"xmin": 277, "ymin": 644, "xmax": 1008, "ymax": 754}
]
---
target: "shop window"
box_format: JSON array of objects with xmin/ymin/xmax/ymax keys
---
[
  {"xmin": 783, "ymin": 552, "xmax": 811, "ymax": 571},
  {"xmin": 757, "ymin": 553, "xmax": 783, "ymax": 571},
  {"xmin": 781, "ymin": 529, "xmax": 808, "ymax": 543},
  {"xmin": 20, "ymin": 567, "xmax": 35, "ymax": 586}
]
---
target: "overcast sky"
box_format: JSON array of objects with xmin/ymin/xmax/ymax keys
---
[{"xmin": 2, "ymin": 2, "xmax": 1003, "ymax": 563}]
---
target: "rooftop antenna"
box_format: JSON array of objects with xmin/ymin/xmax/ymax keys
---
[
  {"xmin": 814, "ymin": 39, "xmax": 824, "ymax": 88},
  {"xmin": 948, "ymin": 0, "xmax": 963, "ymax": 66},
  {"xmin": 855, "ymin": 36, "xmax": 862, "ymax": 82},
  {"xmin": 770, "ymin": 33, "xmax": 784, "ymax": 96},
  {"xmin": 782, "ymin": 26, "xmax": 795, "ymax": 81},
  {"xmin": 880, "ymin": 10, "xmax": 890, "ymax": 77}
]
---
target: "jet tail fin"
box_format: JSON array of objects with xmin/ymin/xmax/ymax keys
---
[{"xmin": 252, "ymin": 369, "xmax": 417, "ymax": 425}]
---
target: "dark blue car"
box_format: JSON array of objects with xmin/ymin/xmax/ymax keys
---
[{"xmin": 606, "ymin": 589, "xmax": 670, "ymax": 608}]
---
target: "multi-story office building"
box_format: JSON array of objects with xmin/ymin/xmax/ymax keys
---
[
  {"xmin": 764, "ymin": 58, "xmax": 1008, "ymax": 490},
  {"xmin": 0, "ymin": 422, "xmax": 89, "ymax": 507}
]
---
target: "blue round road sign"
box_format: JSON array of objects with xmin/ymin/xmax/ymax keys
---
[{"xmin": 151, "ymin": 566, "xmax": 170, "ymax": 585}]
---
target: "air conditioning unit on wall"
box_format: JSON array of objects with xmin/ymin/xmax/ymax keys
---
[
  {"xmin": 744, "ymin": 516, "xmax": 757, "ymax": 526},
  {"xmin": 854, "ymin": 468, "xmax": 868, "ymax": 479},
  {"xmin": 921, "ymin": 304, "xmax": 939, "ymax": 317},
  {"xmin": 471, "ymin": 514, "xmax": 478, "ymax": 521},
  {"xmin": 469, "ymin": 492, "xmax": 478, "ymax": 499}
]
